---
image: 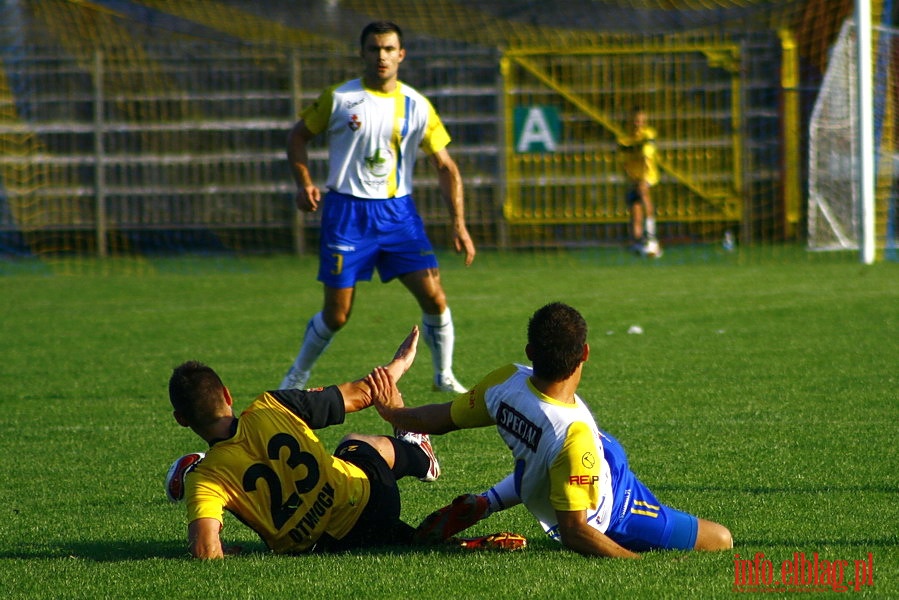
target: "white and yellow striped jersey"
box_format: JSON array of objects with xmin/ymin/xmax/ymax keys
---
[
  {"xmin": 450, "ymin": 364, "xmax": 615, "ymax": 538},
  {"xmin": 301, "ymin": 79, "xmax": 451, "ymax": 199}
]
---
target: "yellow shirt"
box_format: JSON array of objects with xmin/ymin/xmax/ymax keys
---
[
  {"xmin": 184, "ymin": 391, "xmax": 370, "ymax": 553},
  {"xmin": 619, "ymin": 126, "xmax": 659, "ymax": 186}
]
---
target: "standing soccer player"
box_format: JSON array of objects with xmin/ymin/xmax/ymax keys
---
[
  {"xmin": 618, "ymin": 107, "xmax": 662, "ymax": 258},
  {"xmin": 281, "ymin": 21, "xmax": 475, "ymax": 393}
]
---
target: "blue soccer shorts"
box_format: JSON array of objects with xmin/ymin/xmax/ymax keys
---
[
  {"xmin": 317, "ymin": 191, "xmax": 439, "ymax": 288},
  {"xmin": 600, "ymin": 430, "xmax": 699, "ymax": 552},
  {"xmin": 605, "ymin": 478, "xmax": 699, "ymax": 551}
]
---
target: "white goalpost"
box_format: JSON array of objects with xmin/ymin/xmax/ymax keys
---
[
  {"xmin": 808, "ymin": 4, "xmax": 896, "ymax": 263},
  {"xmin": 855, "ymin": 0, "xmax": 875, "ymax": 265}
]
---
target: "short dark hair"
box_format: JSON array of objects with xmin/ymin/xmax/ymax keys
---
[
  {"xmin": 360, "ymin": 21, "xmax": 404, "ymax": 49},
  {"xmin": 169, "ymin": 360, "xmax": 226, "ymax": 428},
  {"xmin": 527, "ymin": 302, "xmax": 587, "ymax": 381}
]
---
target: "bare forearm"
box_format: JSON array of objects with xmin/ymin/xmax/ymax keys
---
[
  {"xmin": 556, "ymin": 511, "xmax": 639, "ymax": 558},
  {"xmin": 561, "ymin": 528, "xmax": 639, "ymax": 559},
  {"xmin": 382, "ymin": 403, "xmax": 458, "ymax": 435},
  {"xmin": 431, "ymin": 151, "xmax": 475, "ymax": 264},
  {"xmin": 438, "ymin": 164, "xmax": 465, "ymax": 227},
  {"xmin": 339, "ymin": 326, "xmax": 420, "ymax": 414},
  {"xmin": 188, "ymin": 518, "xmax": 227, "ymax": 559},
  {"xmin": 286, "ymin": 122, "xmax": 314, "ymax": 188}
]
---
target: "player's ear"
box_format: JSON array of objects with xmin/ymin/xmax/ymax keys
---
[
  {"xmin": 525, "ymin": 343, "xmax": 534, "ymax": 361},
  {"xmin": 173, "ymin": 410, "xmax": 190, "ymax": 428},
  {"xmin": 223, "ymin": 387, "xmax": 234, "ymax": 407},
  {"xmin": 581, "ymin": 343, "xmax": 590, "ymax": 363}
]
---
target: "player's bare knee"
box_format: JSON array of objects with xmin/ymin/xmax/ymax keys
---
[
  {"xmin": 322, "ymin": 310, "xmax": 351, "ymax": 330},
  {"xmin": 719, "ymin": 526, "xmax": 734, "ymax": 549},
  {"xmin": 417, "ymin": 290, "xmax": 446, "ymax": 314},
  {"xmin": 697, "ymin": 521, "xmax": 733, "ymax": 551}
]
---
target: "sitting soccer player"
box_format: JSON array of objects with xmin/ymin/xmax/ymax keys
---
[
  {"xmin": 165, "ymin": 326, "xmax": 524, "ymax": 558},
  {"xmin": 369, "ymin": 302, "xmax": 732, "ymax": 557}
]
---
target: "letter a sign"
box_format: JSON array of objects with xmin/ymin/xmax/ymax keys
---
[{"xmin": 514, "ymin": 106, "xmax": 560, "ymax": 153}]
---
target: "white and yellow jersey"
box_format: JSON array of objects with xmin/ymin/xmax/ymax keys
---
[
  {"xmin": 301, "ymin": 78, "xmax": 451, "ymax": 199},
  {"xmin": 450, "ymin": 364, "xmax": 615, "ymax": 539}
]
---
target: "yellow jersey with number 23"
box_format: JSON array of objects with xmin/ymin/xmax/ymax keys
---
[{"xmin": 185, "ymin": 391, "xmax": 370, "ymax": 553}]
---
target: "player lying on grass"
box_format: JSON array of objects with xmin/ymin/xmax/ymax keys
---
[
  {"xmin": 165, "ymin": 326, "xmax": 525, "ymax": 558},
  {"xmin": 369, "ymin": 302, "xmax": 733, "ymax": 558}
]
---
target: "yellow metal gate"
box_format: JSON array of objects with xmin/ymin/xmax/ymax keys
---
[{"xmin": 501, "ymin": 42, "xmax": 746, "ymax": 239}]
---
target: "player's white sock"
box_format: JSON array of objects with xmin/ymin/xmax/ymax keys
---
[
  {"xmin": 422, "ymin": 307, "xmax": 455, "ymax": 380},
  {"xmin": 481, "ymin": 473, "xmax": 521, "ymax": 515},
  {"xmin": 645, "ymin": 216, "xmax": 657, "ymax": 240},
  {"xmin": 281, "ymin": 312, "xmax": 334, "ymax": 388}
]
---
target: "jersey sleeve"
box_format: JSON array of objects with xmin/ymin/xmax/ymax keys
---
[
  {"xmin": 185, "ymin": 473, "xmax": 227, "ymax": 525},
  {"xmin": 299, "ymin": 85, "xmax": 337, "ymax": 136},
  {"xmin": 449, "ymin": 364, "xmax": 519, "ymax": 428},
  {"xmin": 268, "ymin": 386, "xmax": 346, "ymax": 429},
  {"xmin": 548, "ymin": 421, "xmax": 601, "ymax": 512},
  {"xmin": 418, "ymin": 99, "xmax": 451, "ymax": 155},
  {"xmin": 448, "ymin": 387, "xmax": 491, "ymax": 428}
]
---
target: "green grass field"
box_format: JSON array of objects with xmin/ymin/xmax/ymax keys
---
[{"xmin": 1, "ymin": 249, "xmax": 896, "ymax": 599}]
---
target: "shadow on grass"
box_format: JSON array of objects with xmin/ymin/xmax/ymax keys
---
[
  {"xmin": 651, "ymin": 483, "xmax": 899, "ymax": 495},
  {"xmin": 0, "ymin": 537, "xmax": 529, "ymax": 562},
  {"xmin": 0, "ymin": 540, "xmax": 198, "ymax": 561}
]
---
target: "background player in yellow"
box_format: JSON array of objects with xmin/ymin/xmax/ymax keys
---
[
  {"xmin": 619, "ymin": 107, "xmax": 662, "ymax": 258},
  {"xmin": 281, "ymin": 21, "xmax": 475, "ymax": 393},
  {"xmin": 367, "ymin": 303, "xmax": 732, "ymax": 557}
]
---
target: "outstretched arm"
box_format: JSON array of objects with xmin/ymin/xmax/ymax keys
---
[
  {"xmin": 337, "ymin": 326, "xmax": 420, "ymax": 414},
  {"xmin": 366, "ymin": 366, "xmax": 459, "ymax": 435}
]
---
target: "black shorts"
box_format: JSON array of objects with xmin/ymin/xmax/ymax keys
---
[{"xmin": 315, "ymin": 439, "xmax": 412, "ymax": 551}]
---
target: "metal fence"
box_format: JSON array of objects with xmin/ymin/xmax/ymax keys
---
[{"xmin": 0, "ymin": 33, "xmax": 837, "ymax": 257}]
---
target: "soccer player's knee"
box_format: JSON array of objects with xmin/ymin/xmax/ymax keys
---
[
  {"xmin": 323, "ymin": 311, "xmax": 350, "ymax": 330},
  {"xmin": 699, "ymin": 522, "xmax": 733, "ymax": 551},
  {"xmin": 713, "ymin": 525, "xmax": 733, "ymax": 550},
  {"xmin": 419, "ymin": 289, "xmax": 447, "ymax": 314}
]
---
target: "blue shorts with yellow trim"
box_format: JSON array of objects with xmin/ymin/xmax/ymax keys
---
[
  {"xmin": 600, "ymin": 430, "xmax": 698, "ymax": 551},
  {"xmin": 318, "ymin": 191, "xmax": 438, "ymax": 288},
  {"xmin": 605, "ymin": 479, "xmax": 698, "ymax": 551}
]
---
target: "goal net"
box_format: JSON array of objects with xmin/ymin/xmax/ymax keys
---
[{"xmin": 809, "ymin": 18, "xmax": 898, "ymax": 257}]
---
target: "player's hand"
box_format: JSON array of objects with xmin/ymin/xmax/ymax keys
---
[
  {"xmin": 391, "ymin": 326, "xmax": 419, "ymax": 375},
  {"xmin": 454, "ymin": 226, "xmax": 476, "ymax": 266},
  {"xmin": 366, "ymin": 366, "xmax": 405, "ymax": 415},
  {"xmin": 294, "ymin": 186, "xmax": 321, "ymax": 212}
]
